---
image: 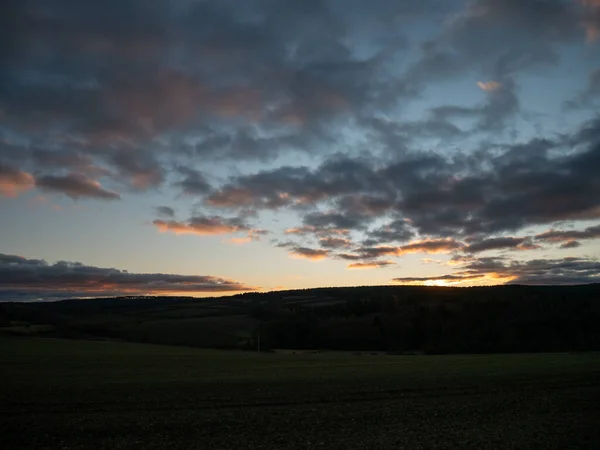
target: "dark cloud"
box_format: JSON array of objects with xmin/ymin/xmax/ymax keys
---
[
  {"xmin": 464, "ymin": 236, "xmax": 539, "ymax": 253},
  {"xmin": 468, "ymin": 256, "xmax": 599, "ymax": 285},
  {"xmin": 155, "ymin": 206, "xmax": 175, "ymax": 218},
  {"xmin": 303, "ymin": 211, "xmax": 368, "ymax": 232},
  {"xmin": 584, "ymin": 68, "xmax": 600, "ymax": 96},
  {"xmin": 107, "ymin": 149, "xmax": 165, "ymax": 190},
  {"xmin": 364, "ymin": 219, "xmax": 415, "ymax": 245},
  {"xmin": 394, "ymin": 256, "xmax": 600, "ymax": 286},
  {"xmin": 565, "ymin": 68, "xmax": 600, "ymax": 108},
  {"xmin": 428, "ymin": 76, "xmax": 520, "ymax": 133},
  {"xmin": 0, "ymin": 0, "xmax": 425, "ymax": 178},
  {"xmin": 208, "ymin": 156, "xmax": 385, "ymax": 210},
  {"xmin": 586, "ymin": 69, "xmax": 600, "ymax": 96},
  {"xmin": 2, "ymin": 0, "xmax": 600, "ymax": 287},
  {"xmin": 407, "ymin": 0, "xmax": 582, "ymax": 86},
  {"xmin": 349, "ymin": 239, "xmax": 463, "ymax": 260},
  {"xmin": 394, "ymin": 274, "xmax": 484, "ymax": 283},
  {"xmin": 36, "ymin": 173, "xmax": 120, "ymax": 200},
  {"xmin": 336, "ymin": 253, "xmax": 364, "ymax": 261},
  {"xmin": 400, "ymin": 239, "xmax": 464, "ymax": 254},
  {"xmin": 31, "ymin": 152, "xmax": 111, "ymax": 179},
  {"xmin": 0, "ymin": 162, "xmax": 35, "ymax": 197},
  {"xmin": 503, "ymin": 257, "xmax": 600, "ymax": 285},
  {"xmin": 348, "ymin": 260, "xmax": 395, "ymax": 269},
  {"xmin": 175, "ymin": 167, "xmax": 212, "ymax": 196},
  {"xmin": 580, "ymin": 0, "xmax": 600, "ymax": 43},
  {"xmin": 205, "ymin": 117, "xmax": 600, "ymax": 247},
  {"xmin": 0, "ymin": 253, "xmax": 255, "ymax": 302},
  {"xmin": 535, "ymin": 224, "xmax": 600, "ymax": 242},
  {"xmin": 288, "ymin": 247, "xmax": 331, "ymax": 261},
  {"xmin": 560, "ymin": 240, "xmax": 581, "ymax": 249},
  {"xmin": 319, "ymin": 237, "xmax": 352, "ymax": 249},
  {"xmin": 207, "ymin": 166, "xmax": 315, "ymax": 209},
  {"xmin": 153, "ymin": 215, "xmax": 257, "ymax": 236}
]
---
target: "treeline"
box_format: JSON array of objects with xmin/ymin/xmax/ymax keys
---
[
  {"xmin": 245, "ymin": 285, "xmax": 600, "ymax": 353},
  {"xmin": 2, "ymin": 284, "xmax": 600, "ymax": 353}
]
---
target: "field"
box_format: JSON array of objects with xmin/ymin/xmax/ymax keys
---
[{"xmin": 2, "ymin": 337, "xmax": 600, "ymax": 449}]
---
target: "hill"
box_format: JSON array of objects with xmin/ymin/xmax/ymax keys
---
[{"xmin": 2, "ymin": 284, "xmax": 600, "ymax": 353}]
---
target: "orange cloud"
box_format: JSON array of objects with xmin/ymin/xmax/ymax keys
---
[
  {"xmin": 36, "ymin": 173, "xmax": 120, "ymax": 200},
  {"xmin": 227, "ymin": 236, "xmax": 253, "ymax": 245},
  {"xmin": 422, "ymin": 258, "xmax": 443, "ymax": 265},
  {"xmin": 348, "ymin": 260, "xmax": 396, "ymax": 270},
  {"xmin": 397, "ymin": 239, "xmax": 464, "ymax": 255},
  {"xmin": 579, "ymin": 0, "xmax": 600, "ymax": 43},
  {"xmin": 393, "ymin": 273, "xmax": 491, "ymax": 287},
  {"xmin": 358, "ymin": 239, "xmax": 463, "ymax": 260},
  {"xmin": 477, "ymin": 81, "xmax": 502, "ymax": 91},
  {"xmin": 0, "ymin": 164, "xmax": 35, "ymax": 198},
  {"xmin": 0, "ymin": 252, "xmax": 257, "ymax": 299},
  {"xmin": 154, "ymin": 218, "xmax": 246, "ymax": 236},
  {"xmin": 289, "ymin": 247, "xmax": 330, "ymax": 261},
  {"xmin": 516, "ymin": 242, "xmax": 542, "ymax": 251},
  {"xmin": 206, "ymin": 188, "xmax": 257, "ymax": 208}
]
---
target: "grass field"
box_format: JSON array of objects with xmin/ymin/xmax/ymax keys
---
[{"xmin": 1, "ymin": 337, "xmax": 600, "ymax": 449}]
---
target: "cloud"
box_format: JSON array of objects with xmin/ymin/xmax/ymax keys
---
[
  {"xmin": 349, "ymin": 238, "xmax": 464, "ymax": 261},
  {"xmin": 2, "ymin": 0, "xmax": 600, "ymax": 289},
  {"xmin": 288, "ymin": 247, "xmax": 330, "ymax": 261},
  {"xmin": 155, "ymin": 206, "xmax": 175, "ymax": 218},
  {"xmin": 560, "ymin": 240, "xmax": 581, "ymax": 249},
  {"xmin": 336, "ymin": 253, "xmax": 365, "ymax": 261},
  {"xmin": 36, "ymin": 173, "xmax": 121, "ymax": 200},
  {"xmin": 348, "ymin": 260, "xmax": 396, "ymax": 269},
  {"xmin": 535, "ymin": 224, "xmax": 600, "ymax": 242},
  {"xmin": 303, "ymin": 211, "xmax": 369, "ymax": 232},
  {"xmin": 580, "ymin": 0, "xmax": 600, "ymax": 43},
  {"xmin": 397, "ymin": 239, "xmax": 464, "ymax": 255},
  {"xmin": 319, "ymin": 237, "xmax": 352, "ymax": 249},
  {"xmin": 153, "ymin": 215, "xmax": 254, "ymax": 236},
  {"xmin": 285, "ymin": 226, "xmax": 350, "ymax": 238},
  {"xmin": 565, "ymin": 68, "xmax": 600, "ymax": 107},
  {"xmin": 477, "ymin": 81, "xmax": 502, "ymax": 91},
  {"xmin": 431, "ymin": 76, "xmax": 519, "ymax": 132},
  {"xmin": 464, "ymin": 236, "xmax": 540, "ymax": 253},
  {"xmin": 175, "ymin": 167, "xmax": 212, "ymax": 196},
  {"xmin": 402, "ymin": 256, "xmax": 600, "ymax": 286},
  {"xmin": 0, "ymin": 0, "xmax": 427, "ymax": 181},
  {"xmin": 586, "ymin": 69, "xmax": 600, "ymax": 96},
  {"xmin": 0, "ymin": 163, "xmax": 35, "ymax": 197},
  {"xmin": 200, "ymin": 116, "xmax": 600, "ymax": 250},
  {"xmin": 404, "ymin": 0, "xmax": 583, "ymax": 98},
  {"xmin": 364, "ymin": 219, "xmax": 415, "ymax": 245},
  {"xmin": 394, "ymin": 274, "xmax": 485, "ymax": 284},
  {"xmin": 207, "ymin": 157, "xmax": 384, "ymax": 210},
  {"xmin": 502, "ymin": 257, "xmax": 600, "ymax": 285},
  {"xmin": 227, "ymin": 236, "xmax": 253, "ymax": 245},
  {"xmin": 106, "ymin": 149, "xmax": 165, "ymax": 190},
  {"xmin": 0, "ymin": 253, "xmax": 256, "ymax": 301}
]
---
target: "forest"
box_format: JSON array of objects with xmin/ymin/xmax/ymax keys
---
[{"xmin": 2, "ymin": 284, "xmax": 599, "ymax": 354}]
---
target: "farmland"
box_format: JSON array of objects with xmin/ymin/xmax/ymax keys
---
[{"xmin": 2, "ymin": 337, "xmax": 599, "ymax": 449}]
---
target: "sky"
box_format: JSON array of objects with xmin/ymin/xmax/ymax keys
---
[{"xmin": 1, "ymin": 0, "xmax": 600, "ymax": 301}]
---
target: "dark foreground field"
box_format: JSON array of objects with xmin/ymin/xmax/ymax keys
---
[{"xmin": 1, "ymin": 338, "xmax": 599, "ymax": 449}]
